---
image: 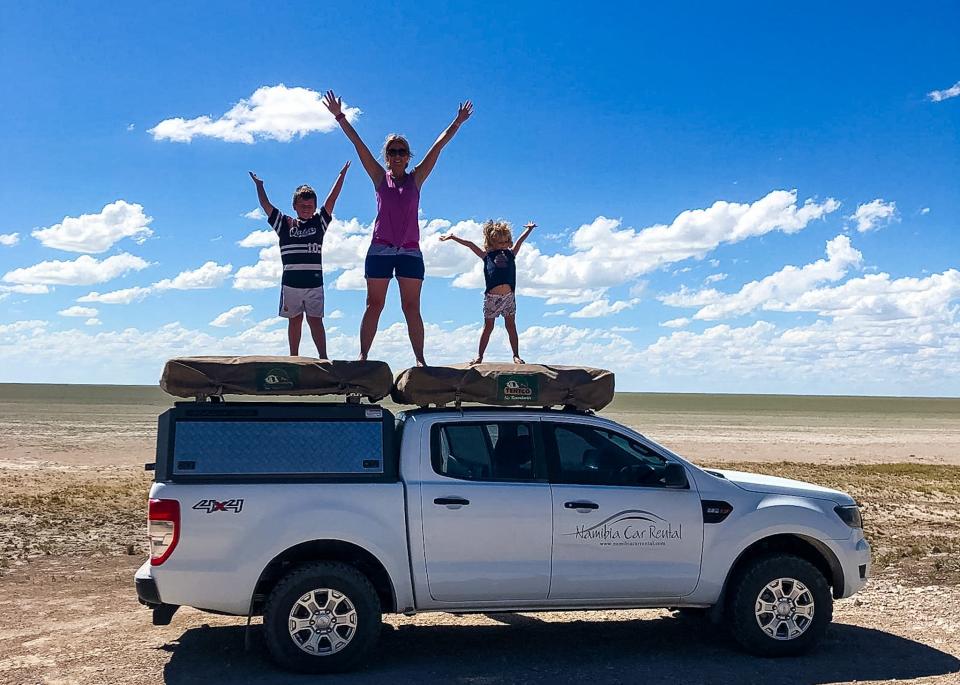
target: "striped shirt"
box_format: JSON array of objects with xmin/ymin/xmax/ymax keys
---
[{"xmin": 268, "ymin": 207, "xmax": 330, "ymax": 288}]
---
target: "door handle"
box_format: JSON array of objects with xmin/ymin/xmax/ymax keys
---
[
  {"xmin": 564, "ymin": 500, "xmax": 599, "ymax": 510},
  {"xmin": 434, "ymin": 497, "xmax": 470, "ymax": 506}
]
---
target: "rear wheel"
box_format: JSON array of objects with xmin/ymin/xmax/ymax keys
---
[
  {"xmin": 263, "ymin": 561, "xmax": 381, "ymax": 673},
  {"xmin": 728, "ymin": 554, "xmax": 832, "ymax": 656}
]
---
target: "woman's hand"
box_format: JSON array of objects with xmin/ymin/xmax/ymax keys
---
[
  {"xmin": 249, "ymin": 171, "xmax": 264, "ymax": 185},
  {"xmin": 439, "ymin": 234, "xmax": 456, "ymax": 241},
  {"xmin": 339, "ymin": 160, "xmax": 351, "ymax": 175},
  {"xmin": 455, "ymin": 101, "xmax": 474, "ymax": 125},
  {"xmin": 323, "ymin": 90, "xmax": 343, "ymax": 118}
]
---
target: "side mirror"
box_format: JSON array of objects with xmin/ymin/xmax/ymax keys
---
[{"xmin": 663, "ymin": 463, "xmax": 688, "ymax": 488}]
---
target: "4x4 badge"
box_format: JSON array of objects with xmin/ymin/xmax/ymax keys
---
[{"xmin": 193, "ymin": 499, "xmax": 244, "ymax": 513}]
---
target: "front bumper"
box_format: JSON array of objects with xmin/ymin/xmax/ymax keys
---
[{"xmin": 836, "ymin": 532, "xmax": 871, "ymax": 598}]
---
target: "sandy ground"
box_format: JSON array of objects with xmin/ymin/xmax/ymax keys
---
[{"xmin": 1, "ymin": 393, "xmax": 959, "ymax": 684}]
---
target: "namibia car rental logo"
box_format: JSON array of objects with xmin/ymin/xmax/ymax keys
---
[{"xmin": 565, "ymin": 509, "xmax": 682, "ymax": 547}]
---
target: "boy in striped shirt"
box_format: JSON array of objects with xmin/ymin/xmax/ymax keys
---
[{"xmin": 248, "ymin": 162, "xmax": 349, "ymax": 358}]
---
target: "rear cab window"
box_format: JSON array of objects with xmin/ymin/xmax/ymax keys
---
[{"xmin": 430, "ymin": 421, "xmax": 543, "ymax": 482}]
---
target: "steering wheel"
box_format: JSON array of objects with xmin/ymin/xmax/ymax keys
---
[{"xmin": 618, "ymin": 463, "xmax": 656, "ymax": 485}]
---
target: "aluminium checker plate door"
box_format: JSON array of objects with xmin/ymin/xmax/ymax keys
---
[
  {"xmin": 419, "ymin": 420, "xmax": 551, "ymax": 603},
  {"xmin": 546, "ymin": 420, "xmax": 704, "ymax": 599}
]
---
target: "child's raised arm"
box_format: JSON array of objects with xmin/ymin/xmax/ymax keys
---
[
  {"xmin": 323, "ymin": 161, "xmax": 351, "ymax": 215},
  {"xmin": 323, "ymin": 91, "xmax": 384, "ymax": 188},
  {"xmin": 512, "ymin": 222, "xmax": 536, "ymax": 255},
  {"xmin": 440, "ymin": 233, "xmax": 485, "ymax": 259},
  {"xmin": 249, "ymin": 171, "xmax": 277, "ymax": 218}
]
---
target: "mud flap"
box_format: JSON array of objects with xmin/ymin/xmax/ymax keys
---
[{"xmin": 152, "ymin": 603, "xmax": 179, "ymax": 625}]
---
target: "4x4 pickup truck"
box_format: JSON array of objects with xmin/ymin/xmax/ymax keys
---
[{"xmin": 136, "ymin": 400, "xmax": 870, "ymax": 673}]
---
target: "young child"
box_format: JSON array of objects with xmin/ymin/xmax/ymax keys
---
[
  {"xmin": 440, "ymin": 220, "xmax": 535, "ymax": 365},
  {"xmin": 248, "ymin": 162, "xmax": 349, "ymax": 358}
]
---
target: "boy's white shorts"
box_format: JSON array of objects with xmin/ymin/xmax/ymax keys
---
[{"xmin": 278, "ymin": 286, "xmax": 324, "ymax": 318}]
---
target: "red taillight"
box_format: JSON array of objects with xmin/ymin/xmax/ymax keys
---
[{"xmin": 148, "ymin": 498, "xmax": 180, "ymax": 566}]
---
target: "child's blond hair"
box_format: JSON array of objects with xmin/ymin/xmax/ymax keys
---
[{"xmin": 482, "ymin": 219, "xmax": 513, "ymax": 251}]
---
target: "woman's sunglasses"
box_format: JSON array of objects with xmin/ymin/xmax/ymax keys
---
[{"xmin": 386, "ymin": 148, "xmax": 409, "ymax": 157}]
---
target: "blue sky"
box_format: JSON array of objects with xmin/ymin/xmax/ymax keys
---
[{"xmin": 1, "ymin": 2, "xmax": 958, "ymax": 395}]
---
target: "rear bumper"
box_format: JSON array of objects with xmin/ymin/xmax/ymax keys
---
[
  {"xmin": 135, "ymin": 560, "xmax": 179, "ymax": 625},
  {"xmin": 135, "ymin": 561, "xmax": 161, "ymax": 606}
]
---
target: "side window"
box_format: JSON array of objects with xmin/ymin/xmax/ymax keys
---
[
  {"xmin": 549, "ymin": 423, "xmax": 671, "ymax": 487},
  {"xmin": 432, "ymin": 422, "xmax": 537, "ymax": 482}
]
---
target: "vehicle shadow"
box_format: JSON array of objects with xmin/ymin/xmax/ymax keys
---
[{"xmin": 161, "ymin": 613, "xmax": 960, "ymax": 684}]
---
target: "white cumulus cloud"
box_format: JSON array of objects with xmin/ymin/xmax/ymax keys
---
[
  {"xmin": 928, "ymin": 80, "xmax": 960, "ymax": 102},
  {"xmin": 0, "ymin": 283, "xmax": 49, "ymax": 295},
  {"xmin": 210, "ymin": 305, "xmax": 254, "ymax": 328},
  {"xmin": 154, "ymin": 261, "xmax": 233, "ymax": 290},
  {"xmin": 30, "ymin": 201, "xmax": 153, "ymax": 253},
  {"xmin": 2, "ymin": 253, "xmax": 150, "ymax": 286},
  {"xmin": 149, "ymin": 84, "xmax": 361, "ymax": 144},
  {"xmin": 58, "ymin": 306, "xmax": 98, "ymax": 318},
  {"xmin": 849, "ymin": 199, "xmax": 897, "ymax": 233},
  {"xmin": 661, "ymin": 235, "xmax": 863, "ymax": 321},
  {"xmin": 77, "ymin": 286, "xmax": 153, "ymax": 304},
  {"xmin": 570, "ymin": 298, "xmax": 641, "ymax": 318},
  {"xmin": 238, "ymin": 229, "xmax": 277, "ymax": 248},
  {"xmin": 244, "ymin": 208, "xmax": 266, "ymax": 220},
  {"xmin": 661, "ymin": 318, "xmax": 690, "ymax": 328},
  {"xmin": 0, "ymin": 233, "xmax": 19, "ymax": 247}
]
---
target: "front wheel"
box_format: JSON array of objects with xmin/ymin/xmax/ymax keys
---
[
  {"xmin": 728, "ymin": 554, "xmax": 832, "ymax": 657},
  {"xmin": 263, "ymin": 561, "xmax": 382, "ymax": 673}
]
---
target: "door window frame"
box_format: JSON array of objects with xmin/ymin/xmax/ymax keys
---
[
  {"xmin": 542, "ymin": 419, "xmax": 689, "ymax": 490},
  {"xmin": 429, "ymin": 419, "xmax": 549, "ymax": 483}
]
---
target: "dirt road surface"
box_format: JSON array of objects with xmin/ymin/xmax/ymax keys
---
[{"xmin": 1, "ymin": 556, "xmax": 958, "ymax": 685}]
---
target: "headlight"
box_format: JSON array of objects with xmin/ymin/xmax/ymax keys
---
[{"xmin": 834, "ymin": 504, "xmax": 863, "ymax": 528}]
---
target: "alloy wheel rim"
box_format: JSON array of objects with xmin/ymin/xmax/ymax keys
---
[
  {"xmin": 754, "ymin": 577, "xmax": 815, "ymax": 641},
  {"xmin": 288, "ymin": 588, "xmax": 358, "ymax": 655}
]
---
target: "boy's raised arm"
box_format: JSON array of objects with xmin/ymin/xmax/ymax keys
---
[
  {"xmin": 413, "ymin": 101, "xmax": 473, "ymax": 189},
  {"xmin": 439, "ymin": 233, "xmax": 485, "ymax": 259},
  {"xmin": 323, "ymin": 161, "xmax": 351, "ymax": 215},
  {"xmin": 512, "ymin": 222, "xmax": 536, "ymax": 255},
  {"xmin": 249, "ymin": 172, "xmax": 277, "ymax": 219},
  {"xmin": 323, "ymin": 91, "xmax": 384, "ymax": 188}
]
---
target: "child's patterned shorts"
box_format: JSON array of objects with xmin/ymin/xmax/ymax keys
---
[{"xmin": 483, "ymin": 291, "xmax": 517, "ymax": 319}]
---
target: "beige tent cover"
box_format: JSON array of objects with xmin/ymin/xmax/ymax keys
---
[
  {"xmin": 160, "ymin": 356, "xmax": 393, "ymax": 401},
  {"xmin": 392, "ymin": 363, "xmax": 615, "ymax": 410}
]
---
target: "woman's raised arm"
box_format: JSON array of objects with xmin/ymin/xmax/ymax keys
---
[
  {"xmin": 413, "ymin": 100, "xmax": 472, "ymax": 189},
  {"xmin": 323, "ymin": 90, "xmax": 385, "ymax": 187}
]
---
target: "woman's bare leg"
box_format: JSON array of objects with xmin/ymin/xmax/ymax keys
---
[
  {"xmin": 398, "ymin": 277, "xmax": 426, "ymax": 366},
  {"xmin": 359, "ymin": 278, "xmax": 390, "ymax": 360}
]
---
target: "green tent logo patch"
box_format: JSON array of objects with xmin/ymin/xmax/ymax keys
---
[
  {"xmin": 257, "ymin": 365, "xmax": 299, "ymax": 391},
  {"xmin": 497, "ymin": 374, "xmax": 539, "ymax": 402}
]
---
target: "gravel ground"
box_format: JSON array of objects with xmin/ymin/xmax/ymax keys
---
[{"xmin": 0, "ymin": 556, "xmax": 957, "ymax": 685}]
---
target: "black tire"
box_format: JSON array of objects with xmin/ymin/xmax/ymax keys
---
[
  {"xmin": 728, "ymin": 554, "xmax": 832, "ymax": 657},
  {"xmin": 263, "ymin": 561, "xmax": 381, "ymax": 673}
]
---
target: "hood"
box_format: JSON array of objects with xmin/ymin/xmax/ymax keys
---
[{"xmin": 712, "ymin": 469, "xmax": 855, "ymax": 505}]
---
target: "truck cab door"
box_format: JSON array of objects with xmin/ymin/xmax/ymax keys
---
[
  {"xmin": 418, "ymin": 419, "xmax": 552, "ymax": 604},
  {"xmin": 545, "ymin": 420, "xmax": 703, "ymax": 599}
]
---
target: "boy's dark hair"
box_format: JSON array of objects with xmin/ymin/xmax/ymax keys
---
[{"xmin": 292, "ymin": 185, "xmax": 317, "ymax": 204}]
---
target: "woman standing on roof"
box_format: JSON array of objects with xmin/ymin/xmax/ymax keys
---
[{"xmin": 323, "ymin": 90, "xmax": 473, "ymax": 367}]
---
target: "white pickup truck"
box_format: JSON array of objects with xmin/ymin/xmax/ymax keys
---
[{"xmin": 135, "ymin": 400, "xmax": 871, "ymax": 673}]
